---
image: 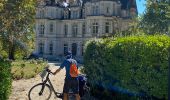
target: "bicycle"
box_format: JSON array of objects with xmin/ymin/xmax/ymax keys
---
[
  {"xmin": 28, "ymin": 67, "xmax": 91, "ymax": 100},
  {"xmin": 28, "ymin": 67, "xmax": 62, "ymax": 100}
]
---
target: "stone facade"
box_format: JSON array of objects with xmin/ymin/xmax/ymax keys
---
[{"xmin": 35, "ymin": 0, "xmax": 137, "ymax": 61}]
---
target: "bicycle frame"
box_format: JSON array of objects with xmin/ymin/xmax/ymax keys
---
[{"xmin": 41, "ymin": 72, "xmax": 61, "ymax": 97}]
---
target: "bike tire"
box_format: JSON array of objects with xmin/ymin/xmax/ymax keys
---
[
  {"xmin": 81, "ymin": 86, "xmax": 92, "ymax": 100},
  {"xmin": 28, "ymin": 83, "xmax": 52, "ymax": 100}
]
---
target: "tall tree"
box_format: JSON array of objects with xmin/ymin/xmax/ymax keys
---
[
  {"xmin": 0, "ymin": 0, "xmax": 36, "ymax": 60},
  {"xmin": 0, "ymin": 0, "xmax": 7, "ymax": 10},
  {"xmin": 140, "ymin": 0, "xmax": 170, "ymax": 34}
]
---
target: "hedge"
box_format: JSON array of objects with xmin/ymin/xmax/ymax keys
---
[
  {"xmin": 0, "ymin": 60, "xmax": 12, "ymax": 100},
  {"xmin": 84, "ymin": 35, "xmax": 170, "ymax": 99}
]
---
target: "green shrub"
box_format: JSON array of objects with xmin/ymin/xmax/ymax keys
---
[
  {"xmin": 84, "ymin": 35, "xmax": 170, "ymax": 99},
  {"xmin": 11, "ymin": 60, "xmax": 47, "ymax": 80},
  {"xmin": 0, "ymin": 60, "xmax": 12, "ymax": 100}
]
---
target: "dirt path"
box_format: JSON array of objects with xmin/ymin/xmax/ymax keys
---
[{"xmin": 9, "ymin": 63, "xmax": 65, "ymax": 100}]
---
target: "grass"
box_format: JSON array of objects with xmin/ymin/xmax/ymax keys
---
[{"xmin": 11, "ymin": 59, "xmax": 47, "ymax": 80}]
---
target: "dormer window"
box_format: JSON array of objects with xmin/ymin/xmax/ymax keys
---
[
  {"xmin": 39, "ymin": 10, "xmax": 45, "ymax": 18},
  {"xmin": 92, "ymin": 6, "xmax": 99, "ymax": 15},
  {"xmin": 72, "ymin": 10, "xmax": 78, "ymax": 19},
  {"xmin": 64, "ymin": 10, "xmax": 69, "ymax": 19}
]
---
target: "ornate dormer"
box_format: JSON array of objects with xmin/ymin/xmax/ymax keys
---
[
  {"xmin": 37, "ymin": 0, "xmax": 46, "ymax": 6},
  {"xmin": 69, "ymin": 0, "xmax": 83, "ymax": 6},
  {"xmin": 64, "ymin": 8, "xmax": 70, "ymax": 19},
  {"xmin": 45, "ymin": 0, "xmax": 56, "ymax": 6}
]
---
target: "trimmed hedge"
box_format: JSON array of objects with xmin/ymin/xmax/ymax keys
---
[
  {"xmin": 0, "ymin": 60, "xmax": 12, "ymax": 100},
  {"xmin": 84, "ymin": 35, "xmax": 170, "ymax": 99}
]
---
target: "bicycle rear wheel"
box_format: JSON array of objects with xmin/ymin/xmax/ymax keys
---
[
  {"xmin": 28, "ymin": 83, "xmax": 52, "ymax": 100},
  {"xmin": 81, "ymin": 86, "xmax": 91, "ymax": 100}
]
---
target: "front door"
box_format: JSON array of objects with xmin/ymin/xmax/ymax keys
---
[{"xmin": 72, "ymin": 43, "xmax": 77, "ymax": 56}]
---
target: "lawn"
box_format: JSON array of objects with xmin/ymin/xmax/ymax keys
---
[{"xmin": 11, "ymin": 59, "xmax": 47, "ymax": 80}]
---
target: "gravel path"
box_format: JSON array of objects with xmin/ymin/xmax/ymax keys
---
[{"xmin": 9, "ymin": 63, "xmax": 65, "ymax": 100}]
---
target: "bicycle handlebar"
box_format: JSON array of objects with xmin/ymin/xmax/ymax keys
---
[{"xmin": 45, "ymin": 68, "xmax": 53, "ymax": 74}]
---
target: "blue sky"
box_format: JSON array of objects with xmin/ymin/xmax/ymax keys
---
[{"xmin": 136, "ymin": 0, "xmax": 146, "ymax": 15}]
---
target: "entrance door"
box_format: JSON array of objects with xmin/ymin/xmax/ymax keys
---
[{"xmin": 72, "ymin": 43, "xmax": 77, "ymax": 56}]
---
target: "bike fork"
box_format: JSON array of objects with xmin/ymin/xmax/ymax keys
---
[{"xmin": 39, "ymin": 83, "xmax": 46, "ymax": 96}]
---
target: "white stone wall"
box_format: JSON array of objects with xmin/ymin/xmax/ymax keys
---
[{"xmin": 35, "ymin": 0, "xmax": 133, "ymax": 60}]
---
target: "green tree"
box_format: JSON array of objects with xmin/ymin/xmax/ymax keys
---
[
  {"xmin": 140, "ymin": 0, "xmax": 170, "ymax": 34},
  {"xmin": 0, "ymin": 1, "xmax": 6, "ymax": 11},
  {"xmin": 0, "ymin": 0, "xmax": 36, "ymax": 60}
]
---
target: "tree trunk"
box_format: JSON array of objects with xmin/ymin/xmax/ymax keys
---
[{"xmin": 8, "ymin": 42, "xmax": 15, "ymax": 60}]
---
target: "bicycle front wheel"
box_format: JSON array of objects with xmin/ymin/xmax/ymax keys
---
[{"xmin": 28, "ymin": 83, "xmax": 52, "ymax": 100}]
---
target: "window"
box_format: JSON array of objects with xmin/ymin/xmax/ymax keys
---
[
  {"xmin": 64, "ymin": 43, "xmax": 68, "ymax": 55},
  {"xmin": 39, "ymin": 43, "xmax": 44, "ymax": 54},
  {"xmin": 82, "ymin": 7, "xmax": 85, "ymax": 18},
  {"xmin": 105, "ymin": 22, "xmax": 110, "ymax": 33},
  {"xmin": 72, "ymin": 43, "xmax": 77, "ymax": 56},
  {"xmin": 49, "ymin": 42, "xmax": 53, "ymax": 55},
  {"xmin": 39, "ymin": 10, "xmax": 44, "ymax": 18},
  {"xmin": 113, "ymin": 3, "xmax": 115, "ymax": 15},
  {"xmin": 106, "ymin": 7, "xmax": 109, "ymax": 14},
  {"xmin": 49, "ymin": 23, "xmax": 53, "ymax": 33},
  {"xmin": 92, "ymin": 22, "xmax": 98, "ymax": 36},
  {"xmin": 92, "ymin": 6, "xmax": 99, "ymax": 15},
  {"xmin": 39, "ymin": 24, "xmax": 45, "ymax": 36},
  {"xmin": 82, "ymin": 23, "xmax": 86, "ymax": 37},
  {"xmin": 50, "ymin": 9, "xmax": 53, "ymax": 18},
  {"xmin": 56, "ymin": 9, "xmax": 58, "ymax": 18},
  {"xmin": 72, "ymin": 11, "xmax": 78, "ymax": 19},
  {"xmin": 64, "ymin": 24, "xmax": 68, "ymax": 37},
  {"xmin": 72, "ymin": 24, "xmax": 78, "ymax": 37},
  {"xmin": 82, "ymin": 44, "xmax": 84, "ymax": 56},
  {"xmin": 92, "ymin": 6, "xmax": 95, "ymax": 15}
]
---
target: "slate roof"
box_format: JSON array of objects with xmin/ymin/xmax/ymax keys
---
[{"xmin": 44, "ymin": 0, "xmax": 137, "ymax": 11}]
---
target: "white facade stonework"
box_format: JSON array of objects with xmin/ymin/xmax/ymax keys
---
[{"xmin": 35, "ymin": 0, "xmax": 137, "ymax": 61}]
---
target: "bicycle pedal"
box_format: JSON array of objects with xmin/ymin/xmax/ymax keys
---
[{"xmin": 55, "ymin": 93, "xmax": 63, "ymax": 98}]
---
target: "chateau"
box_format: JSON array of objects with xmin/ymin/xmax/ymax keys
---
[{"xmin": 35, "ymin": 0, "xmax": 137, "ymax": 61}]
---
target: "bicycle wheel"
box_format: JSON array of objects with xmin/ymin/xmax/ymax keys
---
[
  {"xmin": 81, "ymin": 86, "xmax": 91, "ymax": 100},
  {"xmin": 28, "ymin": 83, "xmax": 52, "ymax": 100}
]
